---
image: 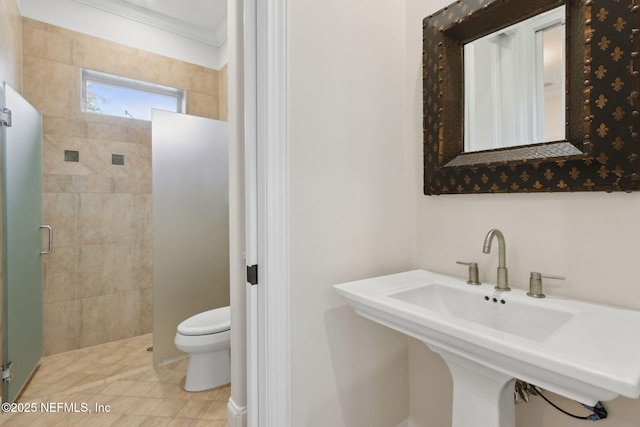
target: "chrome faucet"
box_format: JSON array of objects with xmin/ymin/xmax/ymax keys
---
[{"xmin": 482, "ymin": 229, "xmax": 510, "ymax": 291}]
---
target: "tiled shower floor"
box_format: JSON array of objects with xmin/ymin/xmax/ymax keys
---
[{"xmin": 1, "ymin": 334, "xmax": 229, "ymax": 426}]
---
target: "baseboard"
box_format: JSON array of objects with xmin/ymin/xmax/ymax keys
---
[
  {"xmin": 227, "ymin": 397, "xmax": 247, "ymax": 427},
  {"xmin": 396, "ymin": 417, "xmax": 424, "ymax": 427}
]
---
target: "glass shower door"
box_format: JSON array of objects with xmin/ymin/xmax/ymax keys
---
[{"xmin": 3, "ymin": 82, "xmax": 44, "ymax": 403}]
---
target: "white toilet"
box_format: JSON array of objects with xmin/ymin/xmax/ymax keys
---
[{"xmin": 174, "ymin": 306, "xmax": 231, "ymax": 392}]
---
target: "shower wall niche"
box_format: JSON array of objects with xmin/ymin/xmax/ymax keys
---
[{"xmin": 21, "ymin": 18, "xmax": 228, "ymax": 355}]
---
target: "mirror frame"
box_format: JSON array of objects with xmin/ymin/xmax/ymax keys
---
[{"xmin": 423, "ymin": 0, "xmax": 640, "ymax": 194}]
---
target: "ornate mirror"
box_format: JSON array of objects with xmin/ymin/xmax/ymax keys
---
[{"xmin": 423, "ymin": 0, "xmax": 640, "ymax": 194}]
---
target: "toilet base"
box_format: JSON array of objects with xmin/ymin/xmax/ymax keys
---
[{"xmin": 184, "ymin": 348, "xmax": 230, "ymax": 392}]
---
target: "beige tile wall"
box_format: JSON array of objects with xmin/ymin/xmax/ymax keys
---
[
  {"xmin": 0, "ymin": 0, "xmax": 23, "ymax": 382},
  {"xmin": 21, "ymin": 18, "xmax": 228, "ymax": 355},
  {"xmin": 219, "ymin": 64, "xmax": 228, "ymax": 121},
  {"xmin": 0, "ymin": 0, "xmax": 23, "ymax": 91}
]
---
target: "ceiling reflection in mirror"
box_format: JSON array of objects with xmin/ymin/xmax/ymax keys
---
[{"xmin": 464, "ymin": 6, "xmax": 566, "ymax": 152}]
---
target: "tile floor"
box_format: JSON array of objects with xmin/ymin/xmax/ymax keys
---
[{"xmin": 1, "ymin": 334, "xmax": 229, "ymax": 426}]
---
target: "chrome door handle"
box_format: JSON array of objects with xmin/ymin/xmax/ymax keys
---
[{"xmin": 40, "ymin": 225, "xmax": 52, "ymax": 254}]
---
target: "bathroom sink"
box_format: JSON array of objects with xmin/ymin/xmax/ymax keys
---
[
  {"xmin": 334, "ymin": 269, "xmax": 640, "ymax": 427},
  {"xmin": 388, "ymin": 283, "xmax": 575, "ymax": 342}
]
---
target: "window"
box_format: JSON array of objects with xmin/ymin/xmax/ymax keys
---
[{"xmin": 82, "ymin": 69, "xmax": 185, "ymax": 121}]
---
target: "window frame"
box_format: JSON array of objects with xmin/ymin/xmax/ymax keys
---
[{"xmin": 81, "ymin": 68, "xmax": 186, "ymax": 120}]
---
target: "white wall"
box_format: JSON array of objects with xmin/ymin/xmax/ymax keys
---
[
  {"xmin": 288, "ymin": 0, "xmax": 412, "ymax": 425},
  {"xmin": 227, "ymin": 0, "xmax": 247, "ymax": 423},
  {"xmin": 406, "ymin": 1, "xmax": 640, "ymax": 426}
]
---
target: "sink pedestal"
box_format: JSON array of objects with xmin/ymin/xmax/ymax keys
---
[
  {"xmin": 428, "ymin": 345, "xmax": 516, "ymax": 427},
  {"xmin": 334, "ymin": 269, "xmax": 640, "ymax": 426}
]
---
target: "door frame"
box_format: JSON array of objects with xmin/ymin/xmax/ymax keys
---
[{"xmin": 244, "ymin": 0, "xmax": 291, "ymax": 425}]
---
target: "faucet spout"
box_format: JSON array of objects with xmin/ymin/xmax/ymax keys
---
[{"xmin": 483, "ymin": 229, "xmax": 510, "ymax": 291}]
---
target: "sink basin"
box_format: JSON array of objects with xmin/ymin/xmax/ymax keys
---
[
  {"xmin": 334, "ymin": 269, "xmax": 640, "ymax": 427},
  {"xmin": 388, "ymin": 283, "xmax": 575, "ymax": 342}
]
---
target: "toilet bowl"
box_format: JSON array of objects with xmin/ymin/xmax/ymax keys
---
[{"xmin": 174, "ymin": 306, "xmax": 231, "ymax": 392}]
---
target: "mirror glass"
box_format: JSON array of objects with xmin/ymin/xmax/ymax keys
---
[{"xmin": 464, "ymin": 6, "xmax": 565, "ymax": 152}]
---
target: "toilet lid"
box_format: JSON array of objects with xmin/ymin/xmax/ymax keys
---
[{"xmin": 177, "ymin": 306, "xmax": 231, "ymax": 336}]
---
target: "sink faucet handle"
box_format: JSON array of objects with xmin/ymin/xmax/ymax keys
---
[
  {"xmin": 456, "ymin": 261, "xmax": 481, "ymax": 285},
  {"xmin": 539, "ymin": 273, "xmax": 565, "ymax": 280},
  {"xmin": 527, "ymin": 272, "xmax": 565, "ymax": 298}
]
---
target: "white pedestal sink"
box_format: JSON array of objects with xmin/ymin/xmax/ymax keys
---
[
  {"xmin": 334, "ymin": 270, "xmax": 640, "ymax": 427},
  {"xmin": 436, "ymin": 350, "xmax": 515, "ymax": 427}
]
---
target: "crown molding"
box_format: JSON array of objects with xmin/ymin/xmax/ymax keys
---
[{"xmin": 73, "ymin": 0, "xmax": 226, "ymax": 47}]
